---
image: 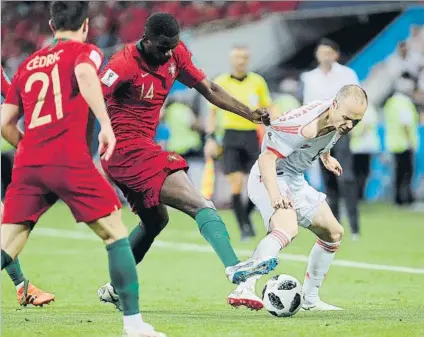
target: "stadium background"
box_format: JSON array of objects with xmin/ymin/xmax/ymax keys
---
[
  {"xmin": 1, "ymin": 2, "xmax": 424, "ymax": 337},
  {"xmin": 2, "ymin": 0, "xmax": 424, "ymax": 207}
]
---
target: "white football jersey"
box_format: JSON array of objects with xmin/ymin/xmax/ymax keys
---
[{"xmin": 251, "ymin": 100, "xmax": 342, "ymax": 189}]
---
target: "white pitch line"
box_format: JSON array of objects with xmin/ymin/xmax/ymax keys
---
[{"xmin": 34, "ymin": 228, "xmax": 424, "ymax": 275}]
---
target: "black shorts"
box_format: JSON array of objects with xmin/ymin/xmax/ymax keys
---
[{"xmin": 222, "ymin": 129, "xmax": 260, "ymax": 175}]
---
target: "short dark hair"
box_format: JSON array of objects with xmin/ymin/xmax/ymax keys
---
[
  {"xmin": 145, "ymin": 12, "xmax": 180, "ymax": 38},
  {"xmin": 50, "ymin": 1, "xmax": 89, "ymax": 32},
  {"xmin": 317, "ymin": 38, "xmax": 340, "ymax": 53}
]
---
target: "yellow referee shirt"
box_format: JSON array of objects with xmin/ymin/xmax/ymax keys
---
[{"xmin": 211, "ymin": 72, "xmax": 272, "ymax": 131}]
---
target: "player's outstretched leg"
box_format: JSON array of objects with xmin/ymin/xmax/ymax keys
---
[
  {"xmin": 89, "ymin": 209, "xmax": 166, "ymax": 337},
  {"xmin": 98, "ymin": 205, "xmax": 168, "ymax": 311},
  {"xmin": 228, "ymin": 206, "xmax": 298, "ymax": 310},
  {"xmin": 4, "ymin": 258, "xmax": 56, "ymax": 307},
  {"xmin": 160, "ymin": 170, "xmax": 278, "ymax": 284},
  {"xmin": 301, "ymin": 202, "xmax": 344, "ymax": 311}
]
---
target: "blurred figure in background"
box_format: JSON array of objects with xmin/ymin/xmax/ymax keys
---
[
  {"xmin": 384, "ymin": 72, "xmax": 420, "ymax": 206},
  {"xmin": 350, "ymin": 103, "xmax": 380, "ymax": 200},
  {"xmin": 164, "ymin": 98, "xmax": 202, "ymax": 158},
  {"xmin": 273, "ymin": 77, "xmax": 301, "ymax": 118},
  {"xmin": 302, "ymin": 38, "xmax": 361, "ymax": 240},
  {"xmin": 204, "ymin": 46, "xmax": 272, "ymax": 241}
]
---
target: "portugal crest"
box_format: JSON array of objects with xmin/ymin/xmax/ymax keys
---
[{"xmin": 168, "ymin": 63, "xmax": 176, "ymax": 78}]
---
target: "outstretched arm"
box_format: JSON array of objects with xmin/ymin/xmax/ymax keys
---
[{"xmin": 195, "ymin": 78, "xmax": 270, "ymax": 125}]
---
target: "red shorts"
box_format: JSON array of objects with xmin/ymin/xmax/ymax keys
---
[
  {"xmin": 101, "ymin": 139, "xmax": 188, "ymax": 210},
  {"xmin": 2, "ymin": 164, "xmax": 121, "ymax": 225}
]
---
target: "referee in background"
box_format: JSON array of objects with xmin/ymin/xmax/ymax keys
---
[
  {"xmin": 302, "ymin": 38, "xmax": 361, "ymax": 240},
  {"xmin": 204, "ymin": 46, "xmax": 273, "ymax": 241}
]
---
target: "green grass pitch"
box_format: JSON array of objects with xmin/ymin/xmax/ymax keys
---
[{"xmin": 2, "ymin": 203, "xmax": 424, "ymax": 337}]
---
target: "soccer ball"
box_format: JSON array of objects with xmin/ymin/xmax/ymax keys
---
[{"xmin": 262, "ymin": 274, "xmax": 303, "ymax": 317}]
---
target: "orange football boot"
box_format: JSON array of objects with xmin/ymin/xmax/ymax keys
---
[{"xmin": 17, "ymin": 280, "xmax": 55, "ymax": 307}]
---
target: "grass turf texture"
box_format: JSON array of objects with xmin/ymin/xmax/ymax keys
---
[{"xmin": 2, "ymin": 203, "xmax": 424, "ymax": 337}]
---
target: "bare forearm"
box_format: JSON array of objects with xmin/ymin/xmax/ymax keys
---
[
  {"xmin": 198, "ymin": 80, "xmax": 253, "ymax": 121},
  {"xmin": 258, "ymin": 153, "xmax": 280, "ymax": 198},
  {"xmin": 1, "ymin": 125, "xmax": 23, "ymax": 148},
  {"xmin": 75, "ymin": 64, "xmax": 111, "ymax": 127}
]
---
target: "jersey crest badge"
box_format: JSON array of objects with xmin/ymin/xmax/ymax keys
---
[
  {"xmin": 168, "ymin": 63, "xmax": 176, "ymax": 78},
  {"xmin": 168, "ymin": 153, "xmax": 180, "ymax": 162}
]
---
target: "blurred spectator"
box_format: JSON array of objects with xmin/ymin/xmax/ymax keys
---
[
  {"xmin": 155, "ymin": 106, "xmax": 171, "ymax": 150},
  {"xmin": 163, "ymin": 98, "xmax": 202, "ymax": 158},
  {"xmin": 1, "ymin": 1, "xmax": 295, "ymax": 76},
  {"xmin": 384, "ymin": 72, "xmax": 420, "ymax": 206},
  {"xmin": 273, "ymin": 78, "xmax": 301, "ymax": 118},
  {"xmin": 350, "ymin": 103, "xmax": 380, "ymax": 200},
  {"xmin": 387, "ymin": 41, "xmax": 422, "ymax": 78}
]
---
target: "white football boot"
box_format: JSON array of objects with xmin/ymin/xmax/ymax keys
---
[
  {"xmin": 301, "ymin": 298, "xmax": 343, "ymax": 311},
  {"xmin": 123, "ymin": 322, "xmax": 167, "ymax": 337},
  {"xmin": 225, "ymin": 257, "xmax": 278, "ymax": 284},
  {"xmin": 227, "ymin": 287, "xmax": 263, "ymax": 311},
  {"xmin": 98, "ymin": 282, "xmax": 123, "ymax": 311}
]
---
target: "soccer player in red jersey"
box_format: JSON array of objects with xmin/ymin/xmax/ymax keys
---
[
  {"xmin": 1, "ymin": 3, "xmax": 165, "ymax": 337},
  {"xmin": 1, "ymin": 66, "xmax": 11, "ymax": 99},
  {"xmin": 1, "ymin": 66, "xmax": 56, "ymax": 307},
  {"xmin": 97, "ymin": 12, "xmax": 278, "ymax": 310}
]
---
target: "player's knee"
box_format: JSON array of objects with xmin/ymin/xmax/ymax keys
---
[
  {"xmin": 89, "ymin": 210, "xmax": 129, "ymax": 245},
  {"xmin": 327, "ymin": 222, "xmax": 344, "ymax": 243},
  {"xmin": 228, "ymin": 172, "xmax": 244, "ymax": 194},
  {"xmin": 270, "ymin": 209, "xmax": 298, "ymax": 239},
  {"xmin": 189, "ymin": 198, "xmax": 216, "ymax": 218},
  {"xmin": 156, "ymin": 212, "xmax": 169, "ymax": 232}
]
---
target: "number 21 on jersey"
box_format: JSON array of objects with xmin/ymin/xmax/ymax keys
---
[{"xmin": 25, "ymin": 64, "xmax": 63, "ymax": 129}]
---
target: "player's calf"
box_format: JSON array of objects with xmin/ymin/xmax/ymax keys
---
[
  {"xmin": 302, "ymin": 202, "xmax": 343, "ymax": 306},
  {"xmin": 1, "ymin": 224, "xmax": 31, "ymax": 269},
  {"xmin": 87, "ymin": 209, "xmax": 128, "ymax": 245},
  {"xmin": 88, "ymin": 210, "xmax": 146, "ymax": 332},
  {"xmin": 227, "ymin": 208, "xmax": 296, "ymax": 287}
]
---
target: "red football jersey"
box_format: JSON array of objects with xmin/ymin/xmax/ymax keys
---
[
  {"xmin": 1, "ymin": 66, "xmax": 11, "ymax": 99},
  {"xmin": 5, "ymin": 38, "xmax": 104, "ymax": 168},
  {"xmin": 100, "ymin": 41, "xmax": 206, "ymax": 147}
]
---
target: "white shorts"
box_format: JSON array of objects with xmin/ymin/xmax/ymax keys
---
[{"xmin": 247, "ymin": 172, "xmax": 327, "ymax": 230}]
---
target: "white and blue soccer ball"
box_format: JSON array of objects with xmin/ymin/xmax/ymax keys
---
[{"xmin": 262, "ymin": 274, "xmax": 303, "ymax": 317}]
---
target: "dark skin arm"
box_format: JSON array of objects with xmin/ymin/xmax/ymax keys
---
[{"xmin": 194, "ymin": 78, "xmax": 270, "ymax": 126}]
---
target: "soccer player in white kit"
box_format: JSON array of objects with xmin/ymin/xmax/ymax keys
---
[{"xmin": 227, "ymin": 85, "xmax": 368, "ymax": 311}]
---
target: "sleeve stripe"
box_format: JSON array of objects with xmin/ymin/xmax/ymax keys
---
[{"xmin": 267, "ymin": 147, "xmax": 285, "ymax": 159}]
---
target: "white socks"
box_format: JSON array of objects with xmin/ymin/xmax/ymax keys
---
[
  {"xmin": 123, "ymin": 313, "xmax": 144, "ymax": 331},
  {"xmin": 303, "ymin": 239, "xmax": 340, "ymax": 304},
  {"xmin": 16, "ymin": 281, "xmax": 25, "ymax": 291},
  {"xmin": 237, "ymin": 228, "xmax": 292, "ymax": 291}
]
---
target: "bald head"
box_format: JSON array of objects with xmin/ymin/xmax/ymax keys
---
[
  {"xmin": 335, "ymin": 85, "xmax": 368, "ymax": 106},
  {"xmin": 331, "ymin": 85, "xmax": 368, "ymax": 134}
]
